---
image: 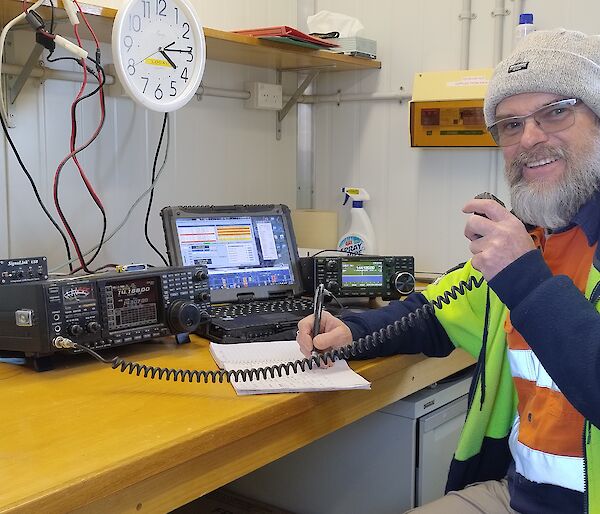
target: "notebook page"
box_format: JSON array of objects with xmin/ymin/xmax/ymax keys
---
[
  {"xmin": 210, "ymin": 340, "xmax": 307, "ymax": 369},
  {"xmin": 209, "ymin": 340, "xmax": 370, "ymax": 395}
]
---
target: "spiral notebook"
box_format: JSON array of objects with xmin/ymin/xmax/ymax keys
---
[{"xmin": 209, "ymin": 340, "xmax": 370, "ymax": 395}]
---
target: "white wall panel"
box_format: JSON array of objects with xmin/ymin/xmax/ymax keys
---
[
  {"xmin": 4, "ymin": 0, "xmax": 600, "ymax": 274},
  {"xmin": 1, "ymin": 1, "xmax": 297, "ymax": 271},
  {"xmin": 191, "ymin": 0, "xmax": 297, "ymax": 31},
  {"xmin": 313, "ymin": 0, "xmax": 600, "ymax": 273}
]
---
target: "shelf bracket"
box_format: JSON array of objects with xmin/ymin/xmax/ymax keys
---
[
  {"xmin": 9, "ymin": 42, "xmax": 44, "ymax": 106},
  {"xmin": 276, "ymin": 69, "xmax": 319, "ymax": 140}
]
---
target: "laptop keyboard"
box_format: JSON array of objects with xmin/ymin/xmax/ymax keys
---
[{"xmin": 211, "ymin": 298, "xmax": 314, "ymax": 318}]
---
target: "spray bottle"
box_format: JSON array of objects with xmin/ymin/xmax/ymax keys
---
[{"xmin": 337, "ymin": 187, "xmax": 377, "ymax": 255}]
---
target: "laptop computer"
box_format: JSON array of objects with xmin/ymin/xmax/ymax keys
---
[{"xmin": 161, "ymin": 204, "xmax": 315, "ymax": 343}]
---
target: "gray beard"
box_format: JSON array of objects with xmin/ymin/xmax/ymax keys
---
[{"xmin": 506, "ymin": 138, "xmax": 600, "ymax": 229}]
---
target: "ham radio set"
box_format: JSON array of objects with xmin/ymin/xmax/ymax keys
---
[
  {"xmin": 300, "ymin": 255, "xmax": 415, "ymax": 300},
  {"xmin": 0, "ymin": 265, "xmax": 210, "ymax": 370}
]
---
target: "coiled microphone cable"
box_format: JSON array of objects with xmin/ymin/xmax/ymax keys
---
[{"xmin": 54, "ymin": 276, "xmax": 485, "ymax": 384}]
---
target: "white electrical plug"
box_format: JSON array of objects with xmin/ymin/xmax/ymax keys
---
[
  {"xmin": 54, "ymin": 34, "xmax": 88, "ymax": 59},
  {"xmin": 62, "ymin": 0, "xmax": 80, "ymax": 25}
]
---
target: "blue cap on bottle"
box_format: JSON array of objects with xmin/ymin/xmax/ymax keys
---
[{"xmin": 519, "ymin": 13, "xmax": 533, "ymax": 24}]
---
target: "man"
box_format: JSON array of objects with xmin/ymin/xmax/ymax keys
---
[{"xmin": 297, "ymin": 29, "xmax": 600, "ymax": 514}]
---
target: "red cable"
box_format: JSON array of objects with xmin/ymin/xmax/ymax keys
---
[
  {"xmin": 71, "ymin": 5, "xmax": 105, "ymax": 211},
  {"xmin": 70, "ymin": 23, "xmax": 104, "ymax": 208},
  {"xmin": 53, "ymin": 25, "xmax": 105, "ymax": 273},
  {"xmin": 74, "ymin": 0, "xmax": 100, "ymax": 48},
  {"xmin": 52, "ymin": 17, "xmax": 106, "ymax": 273},
  {"xmin": 52, "ymin": 59, "xmax": 89, "ymax": 272}
]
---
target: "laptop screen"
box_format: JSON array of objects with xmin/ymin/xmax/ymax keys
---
[
  {"xmin": 161, "ymin": 205, "xmax": 304, "ymax": 303},
  {"xmin": 175, "ymin": 214, "xmax": 294, "ymax": 291}
]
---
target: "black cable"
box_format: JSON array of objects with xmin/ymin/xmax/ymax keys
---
[
  {"xmin": 325, "ymin": 290, "xmax": 345, "ymax": 309},
  {"xmin": 71, "ymin": 275, "xmax": 486, "ymax": 384},
  {"xmin": 0, "ymin": 103, "xmax": 74, "ymax": 271},
  {"xmin": 309, "ymin": 248, "xmax": 363, "ymax": 257},
  {"xmin": 144, "ymin": 113, "xmax": 169, "ymax": 266},
  {"xmin": 48, "ymin": 0, "xmax": 55, "ymax": 34}
]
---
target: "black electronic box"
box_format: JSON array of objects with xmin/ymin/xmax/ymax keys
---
[
  {"xmin": 0, "ymin": 256, "xmax": 48, "ymax": 284},
  {"xmin": 301, "ymin": 255, "xmax": 415, "ymax": 300},
  {"xmin": 0, "ymin": 265, "xmax": 210, "ymax": 367}
]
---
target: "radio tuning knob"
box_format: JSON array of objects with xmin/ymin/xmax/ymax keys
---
[
  {"xmin": 168, "ymin": 300, "xmax": 202, "ymax": 333},
  {"xmin": 86, "ymin": 321, "xmax": 101, "ymax": 334},
  {"xmin": 326, "ymin": 260, "xmax": 337, "ymax": 271},
  {"xmin": 391, "ymin": 272, "xmax": 416, "ymax": 296},
  {"xmin": 327, "ymin": 280, "xmax": 340, "ymax": 294},
  {"xmin": 69, "ymin": 324, "xmax": 84, "ymax": 337},
  {"xmin": 194, "ymin": 269, "xmax": 208, "ymax": 281}
]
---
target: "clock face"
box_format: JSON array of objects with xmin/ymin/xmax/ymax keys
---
[{"xmin": 112, "ymin": 0, "xmax": 206, "ymax": 112}]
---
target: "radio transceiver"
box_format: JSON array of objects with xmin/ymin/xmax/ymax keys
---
[
  {"xmin": 300, "ymin": 255, "xmax": 415, "ymax": 300},
  {"xmin": 0, "ymin": 265, "xmax": 210, "ymax": 370}
]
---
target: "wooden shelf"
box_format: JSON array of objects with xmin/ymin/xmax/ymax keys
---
[
  {"xmin": 203, "ymin": 28, "xmax": 381, "ymax": 72},
  {"xmin": 6, "ymin": 1, "xmax": 381, "ymax": 72}
]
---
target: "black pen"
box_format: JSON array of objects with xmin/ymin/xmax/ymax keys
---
[{"xmin": 312, "ymin": 283, "xmax": 325, "ymax": 354}]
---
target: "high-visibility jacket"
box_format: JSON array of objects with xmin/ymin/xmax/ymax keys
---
[{"xmin": 344, "ymin": 249, "xmax": 600, "ymax": 513}]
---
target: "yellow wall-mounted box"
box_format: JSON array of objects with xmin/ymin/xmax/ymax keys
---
[{"xmin": 410, "ymin": 68, "xmax": 497, "ymax": 148}]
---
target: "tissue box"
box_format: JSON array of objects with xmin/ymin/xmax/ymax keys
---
[{"xmin": 331, "ymin": 37, "xmax": 377, "ymax": 59}]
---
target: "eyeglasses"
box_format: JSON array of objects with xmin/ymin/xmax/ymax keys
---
[{"xmin": 487, "ymin": 98, "xmax": 582, "ymax": 147}]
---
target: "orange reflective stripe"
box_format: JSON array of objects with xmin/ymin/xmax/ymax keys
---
[{"xmin": 513, "ymin": 377, "xmax": 584, "ymax": 457}]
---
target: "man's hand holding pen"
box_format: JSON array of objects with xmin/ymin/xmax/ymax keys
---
[{"xmin": 296, "ymin": 289, "xmax": 352, "ymax": 363}]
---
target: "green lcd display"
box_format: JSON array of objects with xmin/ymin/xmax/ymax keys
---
[{"xmin": 341, "ymin": 261, "xmax": 383, "ymax": 288}]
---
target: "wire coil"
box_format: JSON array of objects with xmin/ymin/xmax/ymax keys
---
[{"xmin": 76, "ymin": 276, "xmax": 485, "ymax": 384}]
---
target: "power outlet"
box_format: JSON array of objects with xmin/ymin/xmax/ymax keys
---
[{"xmin": 245, "ymin": 82, "xmax": 283, "ymax": 110}]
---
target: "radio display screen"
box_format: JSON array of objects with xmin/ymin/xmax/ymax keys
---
[
  {"xmin": 341, "ymin": 261, "xmax": 383, "ymax": 288},
  {"xmin": 105, "ymin": 277, "xmax": 160, "ymax": 330}
]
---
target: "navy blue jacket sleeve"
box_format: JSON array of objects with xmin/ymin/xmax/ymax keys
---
[
  {"xmin": 489, "ymin": 249, "xmax": 600, "ymax": 428},
  {"xmin": 340, "ymin": 292, "xmax": 455, "ymax": 359}
]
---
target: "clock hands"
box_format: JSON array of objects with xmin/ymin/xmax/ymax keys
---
[
  {"xmin": 160, "ymin": 50, "xmax": 177, "ymax": 69},
  {"xmin": 135, "ymin": 42, "xmax": 178, "ymax": 66},
  {"xmin": 162, "ymin": 45, "xmax": 193, "ymax": 55}
]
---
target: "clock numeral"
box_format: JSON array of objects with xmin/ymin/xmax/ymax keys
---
[
  {"xmin": 123, "ymin": 35, "xmax": 134, "ymax": 52},
  {"xmin": 182, "ymin": 22, "xmax": 190, "ymax": 39},
  {"xmin": 142, "ymin": 0, "xmax": 150, "ymax": 18},
  {"xmin": 180, "ymin": 67, "xmax": 188, "ymax": 82},
  {"xmin": 127, "ymin": 58, "xmax": 136, "ymax": 76},
  {"xmin": 129, "ymin": 14, "xmax": 142, "ymax": 32},
  {"xmin": 186, "ymin": 46, "xmax": 193, "ymax": 62},
  {"xmin": 155, "ymin": 84, "xmax": 164, "ymax": 100},
  {"xmin": 141, "ymin": 76, "xmax": 149, "ymax": 94},
  {"xmin": 174, "ymin": 7, "xmax": 179, "ymax": 24},
  {"xmin": 156, "ymin": 0, "xmax": 166, "ymax": 16},
  {"xmin": 170, "ymin": 81, "xmax": 177, "ymax": 97}
]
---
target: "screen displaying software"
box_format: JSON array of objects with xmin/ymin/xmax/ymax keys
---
[{"xmin": 175, "ymin": 215, "xmax": 295, "ymax": 290}]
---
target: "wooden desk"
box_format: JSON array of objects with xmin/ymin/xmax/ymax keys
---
[{"xmin": 0, "ymin": 336, "xmax": 474, "ymax": 514}]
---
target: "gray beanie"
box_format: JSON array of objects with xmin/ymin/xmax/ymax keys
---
[{"xmin": 484, "ymin": 28, "xmax": 600, "ymax": 127}]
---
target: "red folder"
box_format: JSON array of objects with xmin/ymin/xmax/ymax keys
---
[{"xmin": 233, "ymin": 26, "xmax": 339, "ymax": 48}]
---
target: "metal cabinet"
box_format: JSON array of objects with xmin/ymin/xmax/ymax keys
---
[{"xmin": 226, "ymin": 371, "xmax": 473, "ymax": 513}]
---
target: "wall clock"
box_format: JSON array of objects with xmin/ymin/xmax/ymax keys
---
[{"xmin": 112, "ymin": 0, "xmax": 206, "ymax": 112}]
